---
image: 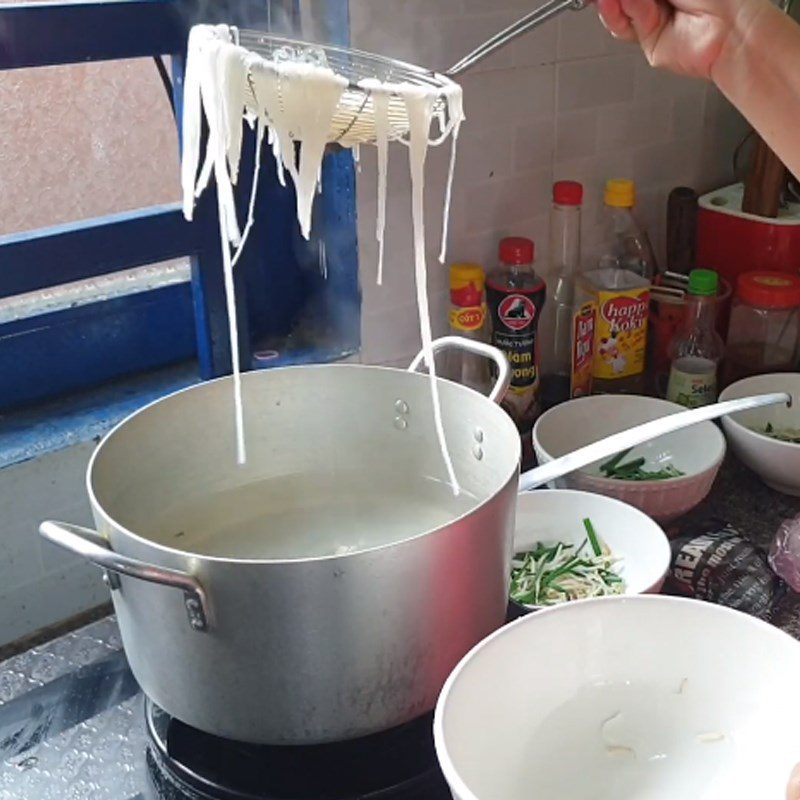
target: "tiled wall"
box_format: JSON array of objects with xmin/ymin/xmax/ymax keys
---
[{"xmin": 351, "ymin": 0, "xmax": 747, "ymax": 369}]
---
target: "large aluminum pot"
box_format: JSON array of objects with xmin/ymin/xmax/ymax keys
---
[{"xmin": 40, "ymin": 338, "xmax": 521, "ymax": 745}]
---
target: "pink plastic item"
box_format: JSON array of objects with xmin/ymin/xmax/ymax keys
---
[{"xmin": 769, "ymin": 514, "xmax": 800, "ymax": 593}]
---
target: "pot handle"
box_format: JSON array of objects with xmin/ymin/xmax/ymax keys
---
[
  {"xmin": 408, "ymin": 336, "xmax": 510, "ymax": 404},
  {"xmin": 39, "ymin": 521, "xmax": 210, "ymax": 632}
]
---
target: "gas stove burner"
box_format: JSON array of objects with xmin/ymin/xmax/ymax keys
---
[{"xmin": 144, "ymin": 699, "xmax": 451, "ymax": 800}]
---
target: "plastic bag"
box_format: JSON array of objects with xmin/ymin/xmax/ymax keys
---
[
  {"xmin": 769, "ymin": 513, "xmax": 800, "ymax": 593},
  {"xmin": 663, "ymin": 518, "xmax": 781, "ymax": 621}
]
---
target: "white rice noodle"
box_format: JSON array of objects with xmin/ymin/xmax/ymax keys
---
[{"xmin": 181, "ymin": 25, "xmax": 465, "ymax": 491}]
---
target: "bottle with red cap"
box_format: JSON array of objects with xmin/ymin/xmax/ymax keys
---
[
  {"xmin": 487, "ymin": 236, "xmax": 547, "ymax": 432},
  {"xmin": 542, "ymin": 180, "xmax": 587, "ymax": 407},
  {"xmin": 444, "ymin": 262, "xmax": 491, "ymax": 394}
]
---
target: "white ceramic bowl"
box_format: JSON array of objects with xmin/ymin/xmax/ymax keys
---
[
  {"xmin": 513, "ymin": 490, "xmax": 671, "ymax": 609},
  {"xmin": 532, "ymin": 395, "xmax": 726, "ymax": 522},
  {"xmin": 435, "ymin": 595, "xmax": 800, "ymax": 800},
  {"xmin": 719, "ymin": 373, "xmax": 800, "ymax": 496}
]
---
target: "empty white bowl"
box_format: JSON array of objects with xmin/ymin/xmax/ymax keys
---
[
  {"xmin": 435, "ymin": 595, "xmax": 800, "ymax": 800},
  {"xmin": 513, "ymin": 490, "xmax": 671, "ymax": 609},
  {"xmin": 719, "ymin": 373, "xmax": 800, "ymax": 496},
  {"xmin": 532, "ymin": 395, "xmax": 726, "ymax": 522}
]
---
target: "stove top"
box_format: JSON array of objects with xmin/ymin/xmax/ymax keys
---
[
  {"xmin": 0, "ymin": 617, "xmax": 451, "ymax": 800},
  {"xmin": 145, "ymin": 700, "xmax": 449, "ymax": 800}
]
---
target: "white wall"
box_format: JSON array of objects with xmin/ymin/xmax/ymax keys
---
[{"xmin": 351, "ymin": 0, "xmax": 747, "ymax": 369}]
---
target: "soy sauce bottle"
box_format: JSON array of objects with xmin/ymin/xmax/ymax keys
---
[{"xmin": 487, "ymin": 237, "xmax": 546, "ymax": 433}]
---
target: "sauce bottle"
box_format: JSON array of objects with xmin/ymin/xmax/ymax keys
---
[
  {"xmin": 576, "ymin": 267, "xmax": 650, "ymax": 394},
  {"xmin": 599, "ymin": 179, "xmax": 658, "ymax": 280},
  {"xmin": 666, "ymin": 269, "xmax": 725, "ymax": 408},
  {"xmin": 487, "ymin": 237, "xmax": 546, "ymax": 431},
  {"xmin": 576, "ymin": 179, "xmax": 654, "ymax": 395},
  {"xmin": 542, "ymin": 180, "xmax": 587, "ymax": 407},
  {"xmin": 445, "ymin": 263, "xmax": 491, "ymax": 394}
]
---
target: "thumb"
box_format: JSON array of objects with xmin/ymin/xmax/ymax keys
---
[{"xmin": 618, "ymin": 0, "xmax": 671, "ymax": 54}]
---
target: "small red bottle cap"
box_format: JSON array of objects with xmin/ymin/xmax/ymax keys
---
[
  {"xmin": 553, "ymin": 180, "xmax": 584, "ymax": 206},
  {"xmin": 499, "ymin": 237, "xmax": 535, "ymax": 265}
]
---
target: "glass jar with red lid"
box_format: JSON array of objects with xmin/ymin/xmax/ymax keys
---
[{"xmin": 722, "ymin": 271, "xmax": 800, "ymax": 387}]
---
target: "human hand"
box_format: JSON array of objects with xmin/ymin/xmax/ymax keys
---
[
  {"xmin": 788, "ymin": 763, "xmax": 800, "ymax": 800},
  {"xmin": 595, "ymin": 0, "xmax": 766, "ymax": 79}
]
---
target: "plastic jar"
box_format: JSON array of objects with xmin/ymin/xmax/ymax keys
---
[{"xmin": 722, "ymin": 271, "xmax": 800, "ymax": 387}]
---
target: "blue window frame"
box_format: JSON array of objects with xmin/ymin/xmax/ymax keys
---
[{"xmin": 0, "ymin": 0, "xmax": 360, "ymax": 411}]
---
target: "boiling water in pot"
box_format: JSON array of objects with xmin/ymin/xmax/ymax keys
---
[{"xmin": 149, "ymin": 472, "xmax": 477, "ymax": 560}]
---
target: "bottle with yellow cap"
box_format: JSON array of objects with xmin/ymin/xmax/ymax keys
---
[
  {"xmin": 445, "ymin": 262, "xmax": 491, "ymax": 393},
  {"xmin": 599, "ymin": 179, "xmax": 658, "ymax": 281},
  {"xmin": 571, "ymin": 179, "xmax": 655, "ymax": 395}
]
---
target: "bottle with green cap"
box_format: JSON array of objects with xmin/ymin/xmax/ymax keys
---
[
  {"xmin": 666, "ymin": 269, "xmax": 725, "ymax": 408},
  {"xmin": 599, "ymin": 179, "xmax": 658, "ymax": 281}
]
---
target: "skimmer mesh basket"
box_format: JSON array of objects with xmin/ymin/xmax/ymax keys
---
[{"xmin": 235, "ymin": 30, "xmax": 457, "ymax": 148}]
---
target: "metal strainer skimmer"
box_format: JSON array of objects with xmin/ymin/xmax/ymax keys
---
[
  {"xmin": 236, "ymin": 0, "xmax": 586, "ymax": 147},
  {"xmin": 237, "ymin": 30, "xmax": 451, "ymax": 148}
]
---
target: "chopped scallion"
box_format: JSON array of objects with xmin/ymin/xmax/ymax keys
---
[
  {"xmin": 599, "ymin": 449, "xmax": 685, "ymax": 481},
  {"xmin": 510, "ymin": 519, "xmax": 626, "ymax": 608}
]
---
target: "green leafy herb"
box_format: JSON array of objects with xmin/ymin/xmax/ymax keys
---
[
  {"xmin": 599, "ymin": 448, "xmax": 634, "ymax": 475},
  {"xmin": 510, "ymin": 520, "xmax": 626, "ymax": 607},
  {"xmin": 754, "ymin": 423, "xmax": 800, "ymax": 443},
  {"xmin": 584, "ymin": 517, "xmax": 602, "ymax": 557},
  {"xmin": 599, "ymin": 450, "xmax": 685, "ymax": 481}
]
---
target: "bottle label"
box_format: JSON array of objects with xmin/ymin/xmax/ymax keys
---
[
  {"xmin": 450, "ymin": 273, "xmax": 486, "ymax": 333},
  {"xmin": 592, "ymin": 288, "xmax": 650, "ymax": 380},
  {"xmin": 571, "ymin": 301, "xmax": 596, "ymax": 398},
  {"xmin": 487, "ymin": 281, "xmax": 547, "ymax": 411},
  {"xmin": 666, "ymin": 363, "xmax": 717, "ymax": 408},
  {"xmin": 449, "ymin": 304, "xmax": 486, "ymax": 332}
]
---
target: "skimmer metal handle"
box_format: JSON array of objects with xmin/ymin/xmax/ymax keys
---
[
  {"xmin": 409, "ymin": 336, "xmax": 511, "ymax": 404},
  {"xmin": 447, "ymin": 0, "xmax": 589, "ymax": 77},
  {"xmin": 39, "ymin": 521, "xmax": 210, "ymax": 632},
  {"xmin": 519, "ymin": 392, "xmax": 792, "ymax": 493}
]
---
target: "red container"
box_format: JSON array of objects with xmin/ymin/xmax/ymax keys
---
[{"xmin": 697, "ymin": 183, "xmax": 800, "ymax": 286}]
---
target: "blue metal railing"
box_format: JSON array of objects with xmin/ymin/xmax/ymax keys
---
[{"xmin": 0, "ymin": 0, "xmax": 360, "ymax": 409}]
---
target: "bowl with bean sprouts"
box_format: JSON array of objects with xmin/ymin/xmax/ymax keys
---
[
  {"xmin": 532, "ymin": 395, "xmax": 726, "ymax": 522},
  {"xmin": 510, "ymin": 490, "xmax": 671, "ymax": 613}
]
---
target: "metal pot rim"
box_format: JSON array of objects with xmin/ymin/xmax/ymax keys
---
[{"xmin": 86, "ymin": 363, "xmax": 522, "ymax": 567}]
